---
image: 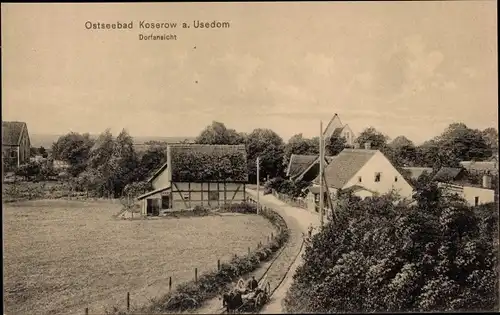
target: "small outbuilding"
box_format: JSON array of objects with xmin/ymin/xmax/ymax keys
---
[{"xmin": 137, "ymin": 144, "xmax": 248, "ymax": 216}]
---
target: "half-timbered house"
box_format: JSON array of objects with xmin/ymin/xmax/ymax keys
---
[{"xmin": 138, "ymin": 144, "xmax": 248, "ymax": 216}]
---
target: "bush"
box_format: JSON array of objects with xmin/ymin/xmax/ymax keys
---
[
  {"xmin": 283, "ymin": 187, "xmax": 498, "ymax": 313},
  {"xmin": 110, "ymin": 201, "xmax": 289, "ymax": 314}
]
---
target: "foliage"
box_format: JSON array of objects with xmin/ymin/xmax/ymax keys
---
[
  {"xmin": 283, "ymin": 134, "xmax": 319, "ymax": 166},
  {"xmin": 246, "ymin": 128, "xmax": 285, "ymax": 182},
  {"xmin": 109, "ymin": 201, "xmax": 290, "ymax": 315},
  {"xmin": 51, "ymin": 132, "xmax": 94, "ymax": 176},
  {"xmin": 123, "ymin": 181, "xmax": 153, "ymax": 198},
  {"xmin": 195, "ymin": 121, "xmax": 246, "ymax": 145},
  {"xmin": 265, "ymin": 177, "xmax": 310, "ymax": 198},
  {"xmin": 283, "ymin": 183, "xmax": 498, "ymax": 313},
  {"xmin": 134, "ymin": 145, "xmax": 167, "ymax": 181},
  {"xmin": 170, "ymin": 148, "xmax": 247, "ymax": 182},
  {"xmin": 108, "ymin": 129, "xmax": 139, "ymax": 196},
  {"xmin": 325, "ymin": 135, "xmax": 347, "ymax": 156},
  {"xmin": 356, "ymin": 127, "xmax": 389, "ymax": 150}
]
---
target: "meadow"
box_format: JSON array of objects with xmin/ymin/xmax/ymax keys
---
[{"xmin": 3, "ymin": 199, "xmax": 275, "ymax": 315}]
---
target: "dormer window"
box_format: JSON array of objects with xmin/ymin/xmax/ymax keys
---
[
  {"xmin": 374, "ymin": 172, "xmax": 381, "ymax": 182},
  {"xmin": 394, "ymin": 176, "xmax": 398, "ymax": 182}
]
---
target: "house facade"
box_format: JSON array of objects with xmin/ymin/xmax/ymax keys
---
[
  {"xmin": 323, "ymin": 113, "xmax": 356, "ymax": 146},
  {"xmin": 2, "ymin": 121, "xmax": 31, "ymax": 170},
  {"xmin": 433, "ymin": 167, "xmax": 495, "ymax": 206},
  {"xmin": 306, "ymin": 148, "xmax": 414, "ymax": 212},
  {"xmin": 138, "ymin": 144, "xmax": 248, "ymax": 216}
]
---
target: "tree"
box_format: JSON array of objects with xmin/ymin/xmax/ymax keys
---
[
  {"xmin": 86, "ymin": 129, "xmax": 115, "ymax": 197},
  {"xmin": 283, "ymin": 134, "xmax": 320, "ymax": 167},
  {"xmin": 387, "ymin": 136, "xmax": 417, "ymax": 167},
  {"xmin": 356, "ymin": 127, "xmax": 389, "ymax": 150},
  {"xmin": 15, "ymin": 162, "xmax": 41, "ymax": 181},
  {"xmin": 246, "ymin": 128, "xmax": 285, "ymax": 182},
  {"xmin": 51, "ymin": 132, "xmax": 94, "ymax": 176},
  {"xmin": 108, "ymin": 129, "xmax": 139, "ymax": 197},
  {"xmin": 39, "ymin": 146, "xmax": 48, "ymax": 158},
  {"xmin": 482, "ymin": 127, "xmax": 498, "ymax": 153},
  {"xmin": 134, "ymin": 145, "xmax": 167, "ymax": 181},
  {"xmin": 283, "ymin": 186, "xmax": 498, "ymax": 313},
  {"xmin": 325, "ymin": 135, "xmax": 347, "ymax": 156},
  {"xmin": 436, "ymin": 123, "xmax": 492, "ymax": 165},
  {"xmin": 195, "ymin": 121, "xmax": 246, "ymax": 145}
]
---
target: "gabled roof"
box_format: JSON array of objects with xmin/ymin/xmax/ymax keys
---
[
  {"xmin": 459, "ymin": 161, "xmax": 498, "ymax": 173},
  {"xmin": 170, "ymin": 144, "xmax": 248, "ymax": 182},
  {"xmin": 323, "ymin": 113, "xmax": 343, "ymax": 137},
  {"xmin": 432, "ymin": 167, "xmax": 465, "ymax": 182},
  {"xmin": 314, "ymin": 149, "xmax": 377, "ymax": 189},
  {"xmin": 286, "ymin": 154, "xmax": 318, "ymax": 179},
  {"xmin": 2, "ymin": 121, "xmax": 27, "ymax": 146},
  {"xmin": 137, "ymin": 186, "xmax": 171, "ymax": 200},
  {"xmin": 147, "ymin": 161, "xmax": 168, "ymax": 183},
  {"xmin": 294, "ymin": 155, "xmax": 337, "ymax": 182},
  {"xmin": 330, "ymin": 127, "xmax": 344, "ymax": 138}
]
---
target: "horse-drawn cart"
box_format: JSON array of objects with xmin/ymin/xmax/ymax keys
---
[{"xmin": 221, "ymin": 275, "xmax": 271, "ymax": 313}]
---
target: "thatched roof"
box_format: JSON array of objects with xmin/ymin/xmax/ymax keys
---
[
  {"xmin": 287, "ymin": 155, "xmax": 318, "ymax": 179},
  {"xmin": 433, "ymin": 167, "xmax": 465, "ymax": 182},
  {"xmin": 169, "ymin": 144, "xmax": 248, "ymax": 182},
  {"xmin": 2, "ymin": 121, "xmax": 27, "ymax": 146}
]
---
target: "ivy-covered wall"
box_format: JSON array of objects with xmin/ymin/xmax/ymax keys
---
[{"xmin": 170, "ymin": 145, "xmax": 248, "ymax": 182}]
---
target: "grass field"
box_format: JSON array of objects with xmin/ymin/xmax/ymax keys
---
[{"xmin": 3, "ymin": 199, "xmax": 275, "ymax": 315}]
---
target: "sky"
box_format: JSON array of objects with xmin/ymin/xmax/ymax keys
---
[{"xmin": 2, "ymin": 1, "xmax": 497, "ymax": 144}]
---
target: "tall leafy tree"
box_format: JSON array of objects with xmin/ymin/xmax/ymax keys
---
[
  {"xmin": 284, "ymin": 133, "xmax": 320, "ymax": 166},
  {"xmin": 51, "ymin": 132, "xmax": 94, "ymax": 176},
  {"xmin": 356, "ymin": 127, "xmax": 389, "ymax": 150},
  {"xmin": 195, "ymin": 121, "xmax": 246, "ymax": 145},
  {"xmin": 108, "ymin": 129, "xmax": 139, "ymax": 196},
  {"xmin": 325, "ymin": 135, "xmax": 347, "ymax": 156},
  {"xmin": 246, "ymin": 128, "xmax": 285, "ymax": 182}
]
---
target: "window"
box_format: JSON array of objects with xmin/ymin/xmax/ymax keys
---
[
  {"xmin": 182, "ymin": 193, "xmax": 189, "ymax": 200},
  {"xmin": 374, "ymin": 172, "xmax": 381, "ymax": 182},
  {"xmin": 161, "ymin": 195, "xmax": 170, "ymax": 209},
  {"xmin": 10, "ymin": 150, "xmax": 16, "ymax": 158},
  {"xmin": 474, "ymin": 196, "xmax": 479, "ymax": 206},
  {"xmin": 394, "ymin": 176, "xmax": 398, "ymax": 182},
  {"xmin": 209, "ymin": 191, "xmax": 219, "ymax": 201},
  {"xmin": 358, "ymin": 176, "xmax": 362, "ymax": 183}
]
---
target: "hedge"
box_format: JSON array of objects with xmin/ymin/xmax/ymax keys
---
[{"xmin": 106, "ymin": 201, "xmax": 289, "ymax": 314}]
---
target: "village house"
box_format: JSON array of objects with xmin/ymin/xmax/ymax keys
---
[
  {"xmin": 433, "ymin": 166, "xmax": 495, "ymax": 206},
  {"xmin": 323, "ymin": 113, "xmax": 356, "ymax": 147},
  {"xmin": 285, "ymin": 154, "xmax": 335, "ymax": 182},
  {"xmin": 137, "ymin": 144, "xmax": 248, "ymax": 216},
  {"xmin": 2, "ymin": 121, "xmax": 31, "ymax": 170},
  {"xmin": 305, "ymin": 144, "xmax": 414, "ymax": 212}
]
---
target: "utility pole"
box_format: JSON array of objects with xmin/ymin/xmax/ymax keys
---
[
  {"xmin": 256, "ymin": 156, "xmax": 260, "ymax": 215},
  {"xmin": 319, "ymin": 121, "xmax": 324, "ymax": 227}
]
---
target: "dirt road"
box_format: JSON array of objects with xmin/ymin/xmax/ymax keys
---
[{"xmin": 244, "ymin": 189, "xmax": 321, "ymax": 314}]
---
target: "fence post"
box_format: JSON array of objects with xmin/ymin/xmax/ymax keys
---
[
  {"xmin": 195, "ymin": 268, "xmax": 198, "ymax": 283},
  {"xmin": 85, "ymin": 308, "xmax": 89, "ymax": 315},
  {"xmin": 169, "ymin": 276, "xmax": 172, "ymax": 291},
  {"xmin": 248, "ymin": 247, "xmax": 250, "ymax": 255},
  {"xmin": 127, "ymin": 292, "xmax": 130, "ymax": 311},
  {"xmin": 217, "ymin": 259, "xmax": 221, "ymax": 271},
  {"xmin": 271, "ymin": 232, "xmax": 274, "ymax": 239}
]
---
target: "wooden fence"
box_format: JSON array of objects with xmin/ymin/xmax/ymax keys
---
[
  {"xmin": 271, "ymin": 190, "xmax": 308, "ymax": 209},
  {"xmin": 84, "ymin": 198, "xmax": 280, "ymax": 314}
]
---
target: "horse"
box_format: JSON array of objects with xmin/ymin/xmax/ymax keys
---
[{"xmin": 221, "ymin": 290, "xmax": 243, "ymax": 313}]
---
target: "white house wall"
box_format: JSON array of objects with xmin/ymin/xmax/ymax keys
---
[
  {"xmin": 171, "ymin": 182, "xmax": 246, "ymax": 210},
  {"xmin": 345, "ymin": 151, "xmax": 414, "ymax": 200},
  {"xmin": 152, "ymin": 166, "xmax": 171, "ymax": 190},
  {"xmin": 462, "ymin": 186, "xmax": 494, "ymax": 206}
]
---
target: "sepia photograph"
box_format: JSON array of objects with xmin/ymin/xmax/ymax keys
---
[{"xmin": 2, "ymin": 1, "xmax": 498, "ymax": 314}]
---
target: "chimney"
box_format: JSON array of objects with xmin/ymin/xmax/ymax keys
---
[
  {"xmin": 364, "ymin": 142, "xmax": 371, "ymax": 150},
  {"xmin": 482, "ymin": 174, "xmax": 492, "ymax": 189}
]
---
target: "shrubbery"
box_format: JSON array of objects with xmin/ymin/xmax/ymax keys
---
[
  {"xmin": 283, "ymin": 183, "xmax": 498, "ymax": 313},
  {"xmin": 264, "ymin": 177, "xmax": 310, "ymax": 198},
  {"xmin": 106, "ymin": 201, "xmax": 289, "ymax": 314}
]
